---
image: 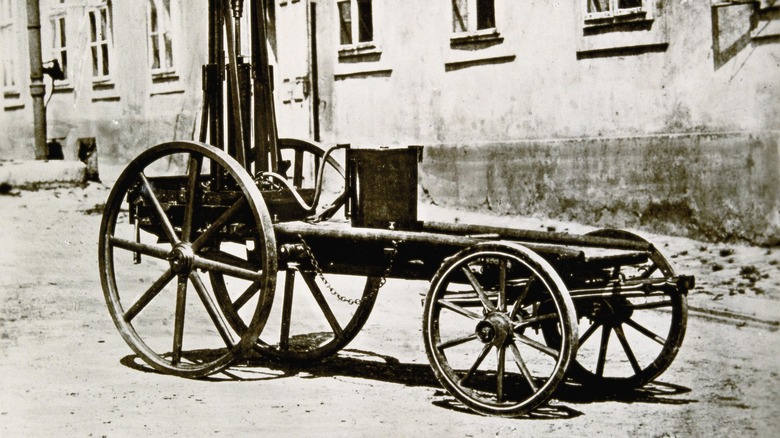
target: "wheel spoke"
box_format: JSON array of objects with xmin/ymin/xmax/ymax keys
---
[
  {"xmin": 461, "ymin": 266, "xmax": 496, "ymax": 312},
  {"xmin": 437, "ymin": 299, "xmax": 482, "ymax": 320},
  {"xmin": 437, "ymin": 333, "xmax": 478, "ymax": 350},
  {"xmin": 189, "ymin": 271, "xmax": 235, "ymax": 348},
  {"xmin": 496, "ymin": 346, "xmax": 506, "ymax": 403},
  {"xmin": 232, "ymin": 279, "xmax": 263, "ymax": 312},
  {"xmin": 513, "ymin": 313, "xmax": 557, "ymax": 330},
  {"xmin": 200, "ymin": 249, "xmax": 259, "ymax": 273},
  {"xmin": 614, "ymin": 325, "xmax": 642, "ymax": 374},
  {"xmin": 193, "ymin": 254, "xmax": 263, "ymax": 281},
  {"xmin": 110, "ymin": 236, "xmax": 170, "ymax": 260},
  {"xmin": 515, "ymin": 333, "xmax": 560, "ymax": 358},
  {"xmin": 279, "ymin": 269, "xmax": 296, "ymax": 351},
  {"xmin": 171, "ymin": 276, "xmax": 188, "ymax": 365},
  {"xmin": 181, "ymin": 154, "xmax": 203, "ymax": 243},
  {"xmin": 124, "ymin": 268, "xmax": 175, "ymax": 322},
  {"xmin": 596, "ymin": 326, "xmax": 612, "ymax": 377},
  {"xmin": 191, "ymin": 197, "xmax": 247, "ymax": 251},
  {"xmin": 578, "ymin": 321, "xmax": 602, "ymax": 346},
  {"xmin": 640, "ymin": 264, "xmax": 658, "ymax": 279},
  {"xmin": 498, "ymin": 259, "xmax": 507, "ymax": 312},
  {"xmin": 460, "ymin": 344, "xmax": 492, "ymax": 385},
  {"xmin": 631, "ymin": 299, "xmax": 674, "ymax": 311},
  {"xmin": 509, "ymin": 342, "xmax": 538, "ymax": 392},
  {"xmin": 509, "ymin": 277, "xmax": 534, "ymax": 320},
  {"xmin": 624, "ymin": 317, "xmax": 666, "ymax": 346},
  {"xmin": 300, "ymin": 271, "xmax": 344, "ymax": 338},
  {"xmin": 139, "ymin": 173, "xmax": 179, "ymax": 244}
]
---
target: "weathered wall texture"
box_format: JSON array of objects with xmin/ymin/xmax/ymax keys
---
[
  {"xmin": 0, "ymin": 0, "xmax": 204, "ymax": 164},
  {"xmin": 313, "ymin": 1, "xmax": 780, "ymax": 244},
  {"xmin": 2, "ymin": 1, "xmax": 778, "ymax": 243},
  {"xmin": 423, "ymin": 132, "xmax": 780, "ymax": 244}
]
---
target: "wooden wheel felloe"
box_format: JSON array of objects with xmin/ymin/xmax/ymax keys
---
[
  {"xmin": 547, "ymin": 229, "xmax": 688, "ymax": 389},
  {"xmin": 423, "ymin": 242, "xmax": 578, "ymax": 417},
  {"xmin": 211, "ymin": 138, "xmax": 377, "ymax": 362},
  {"xmin": 99, "ymin": 141, "xmax": 277, "ymax": 377},
  {"xmin": 212, "ymin": 241, "xmax": 385, "ymax": 363},
  {"xmin": 238, "ymin": 270, "xmax": 380, "ymax": 363}
]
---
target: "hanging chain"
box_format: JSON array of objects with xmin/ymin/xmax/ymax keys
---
[{"xmin": 298, "ymin": 234, "xmax": 398, "ymax": 306}]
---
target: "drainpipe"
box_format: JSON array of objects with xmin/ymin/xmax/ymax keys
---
[{"xmin": 26, "ymin": 0, "xmax": 47, "ymax": 160}]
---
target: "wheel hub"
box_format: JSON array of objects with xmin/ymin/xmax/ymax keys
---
[
  {"xmin": 169, "ymin": 243, "xmax": 195, "ymax": 275},
  {"xmin": 475, "ymin": 313, "xmax": 513, "ymax": 346}
]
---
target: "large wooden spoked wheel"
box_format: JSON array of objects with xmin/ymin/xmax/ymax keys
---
[
  {"xmin": 214, "ymin": 267, "xmax": 382, "ymax": 363},
  {"xmin": 546, "ymin": 229, "xmax": 687, "ymax": 389},
  {"xmin": 99, "ymin": 141, "xmax": 277, "ymax": 377},
  {"xmin": 213, "ymin": 138, "xmax": 378, "ymax": 363},
  {"xmin": 423, "ymin": 242, "xmax": 578, "ymax": 417}
]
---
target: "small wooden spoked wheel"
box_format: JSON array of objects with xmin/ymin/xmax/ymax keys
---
[
  {"xmin": 545, "ymin": 229, "xmax": 688, "ymax": 389},
  {"xmin": 423, "ymin": 242, "xmax": 578, "ymax": 417}
]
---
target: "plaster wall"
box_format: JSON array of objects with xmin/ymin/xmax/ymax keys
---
[
  {"xmin": 0, "ymin": 0, "xmax": 205, "ymax": 164},
  {"xmin": 314, "ymin": 1, "xmax": 780, "ymax": 243}
]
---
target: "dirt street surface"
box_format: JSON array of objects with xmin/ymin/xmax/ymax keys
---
[{"xmin": 2, "ymin": 180, "xmax": 779, "ymax": 437}]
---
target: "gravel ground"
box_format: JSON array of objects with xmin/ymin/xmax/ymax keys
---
[{"xmin": 1, "ymin": 180, "xmax": 778, "ymax": 436}]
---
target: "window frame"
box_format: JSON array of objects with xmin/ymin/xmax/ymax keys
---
[
  {"xmin": 49, "ymin": 9, "xmax": 69, "ymax": 87},
  {"xmin": 87, "ymin": 2, "xmax": 114, "ymax": 84},
  {"xmin": 583, "ymin": 0, "xmax": 651, "ymax": 25},
  {"xmin": 0, "ymin": 0, "xmax": 19, "ymax": 96},
  {"xmin": 337, "ymin": 0, "xmax": 374, "ymax": 48},
  {"xmin": 452, "ymin": 0, "xmax": 497, "ymax": 35},
  {"xmin": 147, "ymin": 0, "xmax": 178, "ymax": 78}
]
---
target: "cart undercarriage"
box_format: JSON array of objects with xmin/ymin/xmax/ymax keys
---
[{"xmin": 98, "ymin": 0, "xmax": 693, "ymax": 417}]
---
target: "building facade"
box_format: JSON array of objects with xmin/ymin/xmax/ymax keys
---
[
  {"xmin": 1, "ymin": 1, "xmax": 779, "ymax": 244},
  {"xmin": 0, "ymin": 0, "xmax": 206, "ymax": 163}
]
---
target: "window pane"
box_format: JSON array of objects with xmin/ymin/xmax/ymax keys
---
[
  {"xmin": 149, "ymin": 0, "xmax": 158, "ymax": 33},
  {"xmin": 587, "ymin": 0, "xmax": 611, "ymax": 13},
  {"xmin": 452, "ymin": 0, "xmax": 467, "ymax": 33},
  {"xmin": 59, "ymin": 17, "xmax": 66, "ymax": 46},
  {"xmin": 61, "ymin": 51, "xmax": 67, "ymax": 78},
  {"xmin": 151, "ymin": 35, "xmax": 160, "ymax": 69},
  {"xmin": 100, "ymin": 9, "xmax": 107, "ymax": 40},
  {"xmin": 476, "ymin": 0, "xmax": 495, "ymax": 30},
  {"xmin": 338, "ymin": 1, "xmax": 351, "ymax": 45},
  {"xmin": 618, "ymin": 0, "xmax": 643, "ymax": 9},
  {"xmin": 102, "ymin": 43, "xmax": 110, "ymax": 76},
  {"xmin": 164, "ymin": 33, "xmax": 173, "ymax": 68},
  {"xmin": 89, "ymin": 11, "xmax": 97, "ymax": 42},
  {"xmin": 357, "ymin": 0, "xmax": 372, "ymax": 42},
  {"xmin": 51, "ymin": 18, "xmax": 57, "ymax": 47},
  {"xmin": 91, "ymin": 46, "xmax": 98, "ymax": 75}
]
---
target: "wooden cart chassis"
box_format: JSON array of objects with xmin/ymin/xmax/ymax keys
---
[{"xmin": 98, "ymin": 0, "xmax": 694, "ymax": 417}]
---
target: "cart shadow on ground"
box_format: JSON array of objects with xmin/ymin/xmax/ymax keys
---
[{"xmin": 120, "ymin": 348, "xmax": 695, "ymax": 420}]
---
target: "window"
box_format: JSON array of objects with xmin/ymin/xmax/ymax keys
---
[
  {"xmin": 452, "ymin": 0, "xmax": 495, "ymax": 34},
  {"xmin": 338, "ymin": 0, "xmax": 373, "ymax": 45},
  {"xmin": 0, "ymin": 0, "xmax": 17, "ymax": 94},
  {"xmin": 88, "ymin": 2, "xmax": 113, "ymax": 82},
  {"xmin": 50, "ymin": 14, "xmax": 68, "ymax": 81},
  {"xmin": 584, "ymin": 0, "xmax": 648, "ymax": 22},
  {"xmin": 147, "ymin": 0, "xmax": 175, "ymax": 75}
]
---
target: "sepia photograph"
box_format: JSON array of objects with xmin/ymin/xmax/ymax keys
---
[{"xmin": 1, "ymin": 0, "xmax": 778, "ymax": 436}]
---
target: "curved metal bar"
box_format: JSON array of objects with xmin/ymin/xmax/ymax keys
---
[{"xmin": 260, "ymin": 144, "xmax": 350, "ymax": 214}]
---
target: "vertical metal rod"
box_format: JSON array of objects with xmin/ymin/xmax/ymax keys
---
[
  {"xmin": 310, "ymin": 1, "xmax": 320, "ymax": 142},
  {"xmin": 222, "ymin": 0, "xmax": 247, "ymax": 169},
  {"xmin": 26, "ymin": 0, "xmax": 47, "ymax": 160},
  {"xmin": 250, "ymin": 0, "xmax": 268, "ymax": 173},
  {"xmin": 251, "ymin": 0, "xmax": 279, "ymax": 173}
]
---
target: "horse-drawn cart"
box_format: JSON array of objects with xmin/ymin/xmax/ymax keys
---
[{"xmin": 99, "ymin": 0, "xmax": 693, "ymax": 417}]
